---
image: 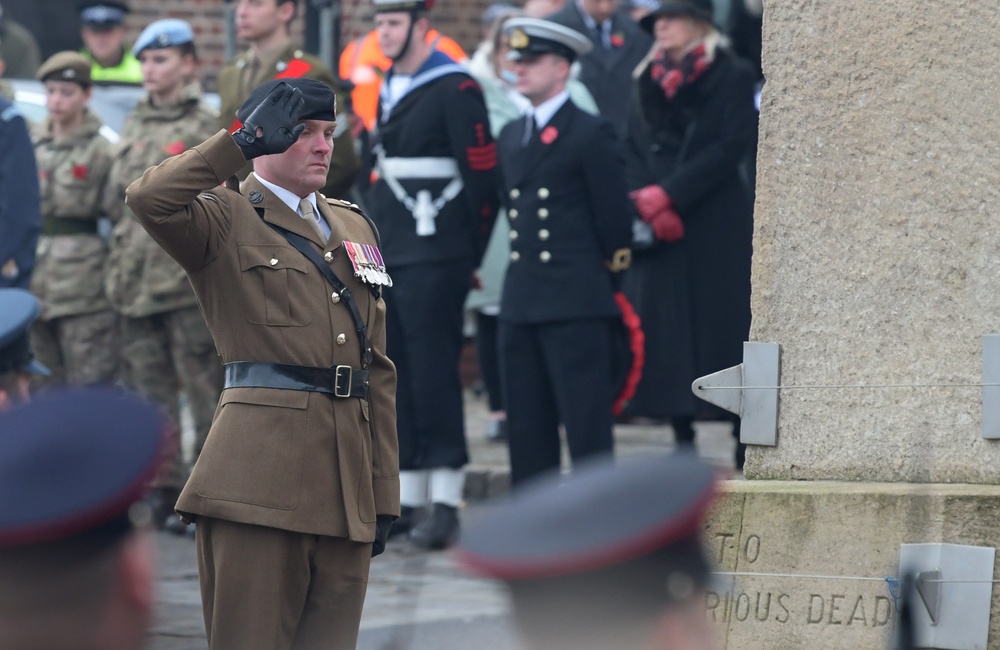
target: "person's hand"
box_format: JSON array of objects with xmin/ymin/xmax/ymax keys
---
[
  {"xmin": 629, "ymin": 185, "xmax": 671, "ymax": 223},
  {"xmin": 232, "ymin": 82, "xmax": 306, "ymax": 160},
  {"xmin": 372, "ymin": 514, "xmax": 395, "ymax": 557},
  {"xmin": 649, "ymin": 207, "xmax": 685, "ymax": 242}
]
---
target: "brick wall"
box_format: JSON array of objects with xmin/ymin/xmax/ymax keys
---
[{"xmin": 122, "ymin": 0, "xmax": 493, "ymax": 92}]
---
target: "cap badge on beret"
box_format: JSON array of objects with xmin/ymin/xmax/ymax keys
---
[
  {"xmin": 156, "ymin": 33, "xmax": 170, "ymax": 47},
  {"xmin": 63, "ymin": 69, "xmax": 76, "ymax": 79},
  {"xmin": 509, "ymin": 28, "xmax": 529, "ymax": 49}
]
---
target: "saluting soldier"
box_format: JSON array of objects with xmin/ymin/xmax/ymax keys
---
[
  {"xmin": 102, "ymin": 19, "xmax": 222, "ymax": 533},
  {"xmin": 29, "ymin": 52, "xmax": 118, "ymax": 389},
  {"xmin": 368, "ymin": 0, "xmax": 500, "ymax": 549},
  {"xmin": 218, "ymin": 0, "xmax": 359, "ymax": 199},
  {"xmin": 496, "ymin": 18, "xmax": 633, "ymax": 487},
  {"xmin": 126, "ymin": 78, "xmax": 399, "ymax": 650}
]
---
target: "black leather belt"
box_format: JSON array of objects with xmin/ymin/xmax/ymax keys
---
[{"xmin": 224, "ymin": 361, "xmax": 369, "ymax": 399}]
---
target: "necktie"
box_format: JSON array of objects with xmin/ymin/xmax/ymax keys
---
[
  {"xmin": 242, "ymin": 56, "xmax": 261, "ymax": 99},
  {"xmin": 521, "ymin": 113, "xmax": 536, "ymax": 147},
  {"xmin": 299, "ymin": 198, "xmax": 330, "ymax": 242}
]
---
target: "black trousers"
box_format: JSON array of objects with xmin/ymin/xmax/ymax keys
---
[
  {"xmin": 475, "ymin": 312, "xmax": 504, "ymax": 413},
  {"xmin": 385, "ymin": 261, "xmax": 472, "ymax": 469},
  {"xmin": 499, "ymin": 318, "xmax": 615, "ymax": 487}
]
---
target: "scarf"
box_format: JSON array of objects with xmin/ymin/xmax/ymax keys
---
[{"xmin": 649, "ymin": 42, "xmax": 711, "ymax": 100}]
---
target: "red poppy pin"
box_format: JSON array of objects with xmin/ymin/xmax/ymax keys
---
[
  {"xmin": 610, "ymin": 32, "xmax": 625, "ymax": 47},
  {"xmin": 71, "ymin": 164, "xmax": 88, "ymax": 180},
  {"xmin": 540, "ymin": 126, "xmax": 558, "ymax": 145},
  {"xmin": 163, "ymin": 140, "xmax": 186, "ymax": 156}
]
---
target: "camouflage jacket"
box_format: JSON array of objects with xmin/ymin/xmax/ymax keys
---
[
  {"xmin": 103, "ymin": 83, "xmax": 219, "ymax": 317},
  {"xmin": 30, "ymin": 109, "xmax": 113, "ymax": 319}
]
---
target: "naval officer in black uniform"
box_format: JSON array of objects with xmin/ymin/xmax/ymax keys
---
[{"xmin": 496, "ymin": 18, "xmax": 633, "ymax": 487}]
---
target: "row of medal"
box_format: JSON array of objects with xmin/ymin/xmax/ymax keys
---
[{"xmin": 343, "ymin": 240, "xmax": 393, "ymax": 287}]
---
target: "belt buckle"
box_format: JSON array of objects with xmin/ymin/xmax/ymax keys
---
[{"xmin": 334, "ymin": 365, "xmax": 353, "ymax": 398}]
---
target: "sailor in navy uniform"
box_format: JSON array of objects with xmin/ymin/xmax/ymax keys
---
[
  {"xmin": 367, "ymin": 0, "xmax": 500, "ymax": 548},
  {"xmin": 496, "ymin": 18, "xmax": 633, "ymax": 487},
  {"xmin": 456, "ymin": 452, "xmax": 720, "ymax": 650}
]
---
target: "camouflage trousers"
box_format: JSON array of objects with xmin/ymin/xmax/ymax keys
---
[
  {"xmin": 121, "ymin": 307, "xmax": 223, "ymax": 490},
  {"xmin": 30, "ymin": 309, "xmax": 119, "ymax": 387}
]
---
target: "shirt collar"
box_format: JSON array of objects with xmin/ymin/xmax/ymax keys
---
[
  {"xmin": 252, "ymin": 172, "xmax": 317, "ymax": 215},
  {"xmin": 531, "ymin": 90, "xmax": 570, "ymax": 129},
  {"xmin": 575, "ymin": 0, "xmax": 610, "ymax": 31}
]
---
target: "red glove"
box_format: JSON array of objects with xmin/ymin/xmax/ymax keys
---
[
  {"xmin": 629, "ymin": 185, "xmax": 671, "ymax": 223},
  {"xmin": 649, "ymin": 207, "xmax": 685, "ymax": 242}
]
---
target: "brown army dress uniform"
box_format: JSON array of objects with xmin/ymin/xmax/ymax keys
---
[{"xmin": 126, "ymin": 130, "xmax": 400, "ymax": 649}]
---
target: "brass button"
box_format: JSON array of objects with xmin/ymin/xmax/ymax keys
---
[
  {"xmin": 331, "ymin": 292, "xmax": 341, "ymax": 303},
  {"xmin": 324, "ymin": 252, "xmax": 333, "ymax": 262},
  {"xmin": 269, "ymin": 258, "xmax": 278, "ymax": 266},
  {"xmin": 539, "ymin": 251, "xmax": 551, "ymax": 263},
  {"xmin": 508, "ymin": 208, "xmax": 518, "ymax": 219},
  {"xmin": 510, "ymin": 188, "xmax": 520, "ymax": 199},
  {"xmin": 538, "ymin": 208, "xmax": 549, "ymax": 219},
  {"xmin": 510, "ymin": 251, "xmax": 521, "ymax": 262},
  {"xmin": 336, "ymin": 333, "xmax": 347, "ymax": 345},
  {"xmin": 509, "ymin": 230, "xmax": 518, "ymax": 240},
  {"xmin": 538, "ymin": 229, "xmax": 550, "ymax": 241},
  {"xmin": 538, "ymin": 187, "xmax": 549, "ymax": 199}
]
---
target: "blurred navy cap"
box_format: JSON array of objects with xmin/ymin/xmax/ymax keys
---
[
  {"xmin": 0, "ymin": 289, "xmax": 49, "ymax": 377},
  {"xmin": 0, "ymin": 386, "xmax": 167, "ymax": 548},
  {"xmin": 133, "ymin": 18, "xmax": 194, "ymax": 57},
  {"xmin": 456, "ymin": 452, "xmax": 717, "ymax": 588},
  {"xmin": 78, "ymin": 1, "xmax": 129, "ymax": 27}
]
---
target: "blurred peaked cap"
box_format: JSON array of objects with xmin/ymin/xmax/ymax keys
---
[
  {"xmin": 639, "ymin": 0, "xmax": 716, "ymax": 33},
  {"xmin": 372, "ymin": 0, "xmax": 435, "ymax": 14},
  {"xmin": 133, "ymin": 18, "xmax": 194, "ymax": 56},
  {"xmin": 0, "ymin": 289, "xmax": 48, "ymax": 376},
  {"xmin": 36, "ymin": 51, "xmax": 92, "ymax": 86},
  {"xmin": 455, "ymin": 452, "xmax": 717, "ymax": 582},
  {"xmin": 78, "ymin": 1, "xmax": 129, "ymax": 26},
  {"xmin": 237, "ymin": 78, "xmax": 337, "ymax": 124},
  {"xmin": 503, "ymin": 18, "xmax": 593, "ymax": 63},
  {"xmin": 0, "ymin": 386, "xmax": 168, "ymax": 548}
]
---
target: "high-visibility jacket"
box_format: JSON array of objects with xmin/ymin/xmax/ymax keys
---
[
  {"xmin": 340, "ymin": 29, "xmax": 466, "ymax": 132},
  {"xmin": 83, "ymin": 47, "xmax": 143, "ymax": 85}
]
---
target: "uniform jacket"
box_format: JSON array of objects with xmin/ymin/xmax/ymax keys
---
[
  {"xmin": 31, "ymin": 109, "xmax": 113, "ymax": 319},
  {"xmin": 547, "ymin": 3, "xmax": 652, "ymax": 129},
  {"xmin": 620, "ymin": 47, "xmax": 756, "ymax": 418},
  {"xmin": 218, "ymin": 43, "xmax": 360, "ymax": 199},
  {"xmin": 367, "ymin": 51, "xmax": 500, "ymax": 267},
  {"xmin": 0, "ymin": 100, "xmax": 41, "ymax": 290},
  {"xmin": 498, "ymin": 99, "xmax": 631, "ymax": 323},
  {"xmin": 125, "ymin": 130, "xmax": 400, "ymax": 541},
  {"xmin": 103, "ymin": 83, "xmax": 219, "ymax": 318}
]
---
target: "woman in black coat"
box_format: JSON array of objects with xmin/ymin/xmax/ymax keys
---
[{"xmin": 621, "ymin": 0, "xmax": 757, "ymax": 467}]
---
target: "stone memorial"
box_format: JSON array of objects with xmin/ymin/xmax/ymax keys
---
[{"xmin": 706, "ymin": 2, "xmax": 1000, "ymax": 648}]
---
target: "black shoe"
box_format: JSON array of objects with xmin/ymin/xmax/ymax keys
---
[
  {"xmin": 409, "ymin": 503, "xmax": 459, "ymax": 550},
  {"xmin": 388, "ymin": 505, "xmax": 426, "ymax": 539},
  {"xmin": 486, "ymin": 419, "xmax": 508, "ymax": 442}
]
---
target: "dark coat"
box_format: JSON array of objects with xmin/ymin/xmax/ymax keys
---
[
  {"xmin": 620, "ymin": 47, "xmax": 756, "ymax": 419},
  {"xmin": 546, "ymin": 4, "xmax": 652, "ymax": 130},
  {"xmin": 0, "ymin": 100, "xmax": 40, "ymax": 289},
  {"xmin": 497, "ymin": 100, "xmax": 632, "ymax": 324}
]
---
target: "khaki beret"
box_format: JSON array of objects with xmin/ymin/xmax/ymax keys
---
[{"xmin": 36, "ymin": 51, "xmax": 92, "ymax": 86}]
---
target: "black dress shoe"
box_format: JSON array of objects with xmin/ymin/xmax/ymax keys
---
[
  {"xmin": 486, "ymin": 419, "xmax": 508, "ymax": 442},
  {"xmin": 409, "ymin": 503, "xmax": 459, "ymax": 550},
  {"xmin": 388, "ymin": 505, "xmax": 426, "ymax": 539}
]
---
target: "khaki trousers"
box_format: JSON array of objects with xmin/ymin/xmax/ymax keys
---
[{"xmin": 197, "ymin": 517, "xmax": 372, "ymax": 650}]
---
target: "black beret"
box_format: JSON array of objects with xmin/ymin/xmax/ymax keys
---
[
  {"xmin": 0, "ymin": 387, "xmax": 167, "ymax": 548},
  {"xmin": 236, "ymin": 78, "xmax": 337, "ymax": 126}
]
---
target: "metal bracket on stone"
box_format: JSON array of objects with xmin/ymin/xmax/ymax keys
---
[
  {"xmin": 899, "ymin": 543, "xmax": 995, "ymax": 650},
  {"xmin": 981, "ymin": 335, "xmax": 1000, "ymax": 439},
  {"xmin": 691, "ymin": 342, "xmax": 781, "ymax": 446}
]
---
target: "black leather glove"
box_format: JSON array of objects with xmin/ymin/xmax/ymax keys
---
[
  {"xmin": 232, "ymin": 81, "xmax": 306, "ymax": 160},
  {"xmin": 372, "ymin": 514, "xmax": 395, "ymax": 558}
]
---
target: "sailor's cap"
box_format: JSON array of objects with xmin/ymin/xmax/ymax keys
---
[{"xmin": 503, "ymin": 17, "xmax": 593, "ymax": 62}]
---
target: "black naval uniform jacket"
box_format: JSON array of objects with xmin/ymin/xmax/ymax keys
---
[
  {"xmin": 367, "ymin": 51, "xmax": 500, "ymax": 268},
  {"xmin": 497, "ymin": 99, "xmax": 632, "ymax": 323}
]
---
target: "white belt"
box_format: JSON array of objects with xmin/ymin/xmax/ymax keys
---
[{"xmin": 376, "ymin": 150, "xmax": 464, "ymax": 237}]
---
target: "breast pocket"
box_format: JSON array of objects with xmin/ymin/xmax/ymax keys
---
[{"xmin": 238, "ymin": 244, "xmax": 313, "ymax": 327}]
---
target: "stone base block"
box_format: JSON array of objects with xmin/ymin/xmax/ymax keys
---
[{"xmin": 707, "ymin": 481, "xmax": 1000, "ymax": 649}]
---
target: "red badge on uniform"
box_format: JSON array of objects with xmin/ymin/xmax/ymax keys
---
[
  {"xmin": 163, "ymin": 140, "xmax": 186, "ymax": 156},
  {"xmin": 540, "ymin": 126, "xmax": 558, "ymax": 145},
  {"xmin": 71, "ymin": 164, "xmax": 88, "ymax": 180},
  {"xmin": 610, "ymin": 32, "xmax": 625, "ymax": 47}
]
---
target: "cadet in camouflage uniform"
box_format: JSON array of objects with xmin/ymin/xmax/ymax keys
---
[
  {"xmin": 30, "ymin": 52, "xmax": 117, "ymax": 388},
  {"xmin": 103, "ymin": 20, "xmax": 221, "ymax": 531}
]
